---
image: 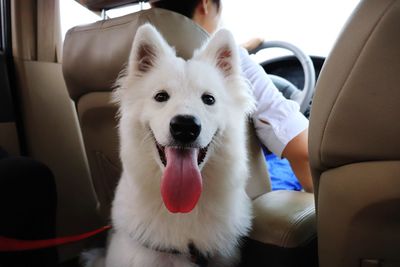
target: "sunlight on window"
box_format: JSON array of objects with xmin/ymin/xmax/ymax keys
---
[
  {"xmin": 59, "ymin": 0, "xmax": 360, "ymax": 58},
  {"xmin": 60, "ymin": 0, "xmax": 100, "ymax": 40},
  {"xmin": 222, "ymin": 0, "xmax": 360, "ymax": 58},
  {"xmin": 59, "ymin": 1, "xmax": 150, "ymax": 40},
  {"xmin": 106, "ymin": 3, "xmax": 150, "ymax": 18}
]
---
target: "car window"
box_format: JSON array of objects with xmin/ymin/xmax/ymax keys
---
[
  {"xmin": 60, "ymin": 1, "xmax": 100, "ymax": 40},
  {"xmin": 106, "ymin": 2, "xmax": 150, "ymax": 18},
  {"xmin": 60, "ymin": 1, "xmax": 360, "ymax": 58},
  {"xmin": 222, "ymin": 0, "xmax": 360, "ymax": 60},
  {"xmin": 60, "ymin": 1, "xmax": 150, "ymax": 41}
]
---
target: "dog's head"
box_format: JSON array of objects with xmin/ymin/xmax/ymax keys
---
[{"xmin": 115, "ymin": 24, "xmax": 254, "ymax": 214}]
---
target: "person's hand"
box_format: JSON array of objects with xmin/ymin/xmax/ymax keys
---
[{"xmin": 241, "ymin": 37, "xmax": 264, "ymax": 53}]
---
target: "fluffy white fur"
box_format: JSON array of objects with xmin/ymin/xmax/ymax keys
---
[{"xmin": 84, "ymin": 24, "xmax": 255, "ymax": 267}]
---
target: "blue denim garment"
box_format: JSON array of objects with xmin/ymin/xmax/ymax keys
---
[{"xmin": 263, "ymin": 150, "xmax": 303, "ymax": 191}]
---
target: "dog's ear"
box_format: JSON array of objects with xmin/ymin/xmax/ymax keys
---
[
  {"xmin": 194, "ymin": 29, "xmax": 240, "ymax": 78},
  {"xmin": 129, "ymin": 24, "xmax": 175, "ymax": 75}
]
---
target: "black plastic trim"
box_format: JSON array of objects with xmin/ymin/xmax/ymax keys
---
[{"xmin": 0, "ymin": 0, "xmax": 26, "ymax": 154}]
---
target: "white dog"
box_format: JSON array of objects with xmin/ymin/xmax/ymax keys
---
[{"xmin": 84, "ymin": 24, "xmax": 255, "ymax": 267}]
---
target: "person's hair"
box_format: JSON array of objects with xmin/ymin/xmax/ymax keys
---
[{"xmin": 152, "ymin": 0, "xmax": 220, "ymax": 19}]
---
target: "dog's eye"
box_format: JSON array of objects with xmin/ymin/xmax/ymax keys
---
[
  {"xmin": 154, "ymin": 91, "xmax": 170, "ymax": 102},
  {"xmin": 202, "ymin": 94, "xmax": 215, "ymax": 105}
]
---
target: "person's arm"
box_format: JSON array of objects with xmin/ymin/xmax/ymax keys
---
[
  {"xmin": 281, "ymin": 128, "xmax": 313, "ymax": 193},
  {"xmin": 238, "ymin": 47, "xmax": 313, "ymax": 192}
]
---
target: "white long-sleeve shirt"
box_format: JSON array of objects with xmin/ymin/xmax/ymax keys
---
[{"xmin": 239, "ymin": 48, "xmax": 309, "ymax": 157}]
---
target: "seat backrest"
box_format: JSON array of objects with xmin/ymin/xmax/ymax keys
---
[
  {"xmin": 62, "ymin": 7, "xmax": 270, "ymax": 219},
  {"xmin": 309, "ymin": 0, "xmax": 400, "ymax": 266}
]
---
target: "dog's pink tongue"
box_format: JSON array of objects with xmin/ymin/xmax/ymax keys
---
[{"xmin": 161, "ymin": 147, "xmax": 202, "ymax": 213}]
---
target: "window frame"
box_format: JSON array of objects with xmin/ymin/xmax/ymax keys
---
[{"xmin": 0, "ymin": 0, "xmax": 25, "ymax": 154}]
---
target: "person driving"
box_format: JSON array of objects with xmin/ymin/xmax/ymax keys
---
[{"xmin": 150, "ymin": 0, "xmax": 314, "ymax": 193}]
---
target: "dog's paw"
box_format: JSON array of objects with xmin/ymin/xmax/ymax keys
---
[{"xmin": 80, "ymin": 248, "xmax": 106, "ymax": 267}]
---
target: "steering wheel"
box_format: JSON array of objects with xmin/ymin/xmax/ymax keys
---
[{"xmin": 249, "ymin": 41, "xmax": 316, "ymax": 114}]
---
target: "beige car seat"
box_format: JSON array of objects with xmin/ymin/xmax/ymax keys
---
[
  {"xmin": 63, "ymin": 2, "xmax": 316, "ymax": 265},
  {"xmin": 309, "ymin": 0, "xmax": 400, "ymax": 266}
]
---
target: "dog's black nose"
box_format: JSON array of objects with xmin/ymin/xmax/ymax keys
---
[{"xmin": 170, "ymin": 115, "xmax": 201, "ymax": 143}]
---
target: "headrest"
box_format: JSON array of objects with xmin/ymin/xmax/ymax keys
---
[
  {"xmin": 309, "ymin": 0, "xmax": 400, "ymax": 171},
  {"xmin": 77, "ymin": 0, "xmax": 145, "ymax": 11},
  {"xmin": 62, "ymin": 8, "xmax": 209, "ymax": 102}
]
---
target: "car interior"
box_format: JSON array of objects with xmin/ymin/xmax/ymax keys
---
[{"xmin": 0, "ymin": 0, "xmax": 399, "ymax": 266}]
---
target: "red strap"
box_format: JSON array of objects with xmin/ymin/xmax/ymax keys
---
[{"xmin": 0, "ymin": 225, "xmax": 111, "ymax": 252}]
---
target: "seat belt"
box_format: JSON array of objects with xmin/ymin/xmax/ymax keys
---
[{"xmin": 0, "ymin": 225, "xmax": 111, "ymax": 251}]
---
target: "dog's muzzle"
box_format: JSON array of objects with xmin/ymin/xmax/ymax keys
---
[
  {"xmin": 156, "ymin": 114, "xmax": 208, "ymax": 167},
  {"xmin": 153, "ymin": 115, "xmax": 213, "ymax": 214}
]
